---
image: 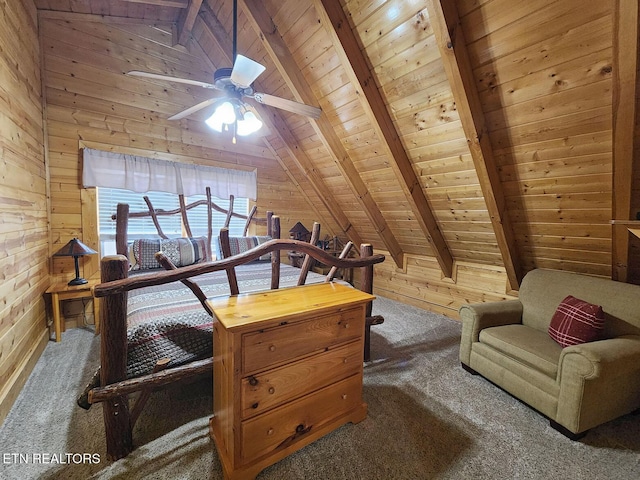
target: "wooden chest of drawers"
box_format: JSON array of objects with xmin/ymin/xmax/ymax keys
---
[{"xmin": 207, "ymin": 282, "xmax": 375, "ymax": 480}]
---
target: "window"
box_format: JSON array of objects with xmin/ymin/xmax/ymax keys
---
[{"xmin": 97, "ymin": 187, "xmax": 249, "ymax": 257}]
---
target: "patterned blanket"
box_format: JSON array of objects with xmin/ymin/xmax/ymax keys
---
[{"xmin": 125, "ymin": 263, "xmax": 331, "ymax": 378}]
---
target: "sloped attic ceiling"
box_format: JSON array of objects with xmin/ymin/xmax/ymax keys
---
[{"xmin": 34, "ymin": 0, "xmax": 640, "ymax": 292}]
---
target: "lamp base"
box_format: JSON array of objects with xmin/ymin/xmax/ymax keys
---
[{"xmin": 68, "ymin": 277, "xmax": 88, "ymax": 286}]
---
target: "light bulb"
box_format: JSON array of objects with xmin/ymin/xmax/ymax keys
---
[
  {"xmin": 205, "ymin": 101, "xmax": 236, "ymax": 132},
  {"xmin": 237, "ymin": 111, "xmax": 263, "ymax": 136},
  {"xmin": 216, "ymin": 102, "xmax": 236, "ymax": 124},
  {"xmin": 205, "ymin": 112, "xmax": 223, "ymax": 132}
]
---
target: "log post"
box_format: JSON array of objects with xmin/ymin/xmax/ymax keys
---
[
  {"xmin": 360, "ymin": 244, "xmax": 380, "ymax": 362},
  {"xmin": 206, "ymin": 187, "xmax": 213, "ymax": 260},
  {"xmin": 115, "ymin": 203, "xmax": 129, "ymax": 256},
  {"xmin": 266, "ymin": 211, "xmax": 274, "ymax": 237},
  {"xmin": 243, "ymin": 205, "xmax": 257, "ymax": 236},
  {"xmin": 360, "ymin": 244, "xmax": 374, "ymax": 316},
  {"xmin": 219, "ymin": 228, "xmax": 239, "ymax": 295},
  {"xmin": 224, "ymin": 195, "xmax": 235, "ymax": 228},
  {"xmin": 100, "ymin": 255, "xmax": 133, "ymax": 460},
  {"xmin": 326, "ymin": 241, "xmax": 353, "ymax": 282},
  {"xmin": 298, "ymin": 222, "xmax": 321, "ymax": 286},
  {"xmin": 178, "ymin": 194, "xmax": 193, "ymax": 238},
  {"xmin": 143, "ymin": 196, "xmax": 168, "ymax": 239},
  {"xmin": 271, "ymin": 216, "xmax": 281, "ymax": 289}
]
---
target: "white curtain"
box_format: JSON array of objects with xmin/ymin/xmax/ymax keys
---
[{"xmin": 82, "ymin": 148, "xmax": 257, "ymax": 200}]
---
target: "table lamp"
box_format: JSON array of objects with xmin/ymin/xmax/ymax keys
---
[{"xmin": 53, "ymin": 238, "xmax": 97, "ymax": 286}]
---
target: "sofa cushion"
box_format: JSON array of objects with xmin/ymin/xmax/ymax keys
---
[
  {"xmin": 548, "ymin": 295, "xmax": 605, "ymax": 348},
  {"xmin": 479, "ymin": 324, "xmax": 562, "ymax": 378}
]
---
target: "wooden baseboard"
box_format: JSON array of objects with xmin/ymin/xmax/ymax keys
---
[{"xmin": 0, "ymin": 328, "xmax": 49, "ymax": 426}]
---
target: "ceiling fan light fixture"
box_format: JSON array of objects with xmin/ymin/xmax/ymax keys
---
[
  {"xmin": 237, "ymin": 111, "xmax": 262, "ymax": 136},
  {"xmin": 205, "ymin": 101, "xmax": 236, "ymax": 132},
  {"xmin": 230, "ymin": 54, "xmax": 267, "ymax": 89},
  {"xmin": 205, "ymin": 113, "xmax": 223, "ymax": 132}
]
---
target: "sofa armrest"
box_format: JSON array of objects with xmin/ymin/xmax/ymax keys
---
[
  {"xmin": 556, "ymin": 335, "xmax": 640, "ymax": 433},
  {"xmin": 459, "ymin": 299, "xmax": 523, "ymax": 365}
]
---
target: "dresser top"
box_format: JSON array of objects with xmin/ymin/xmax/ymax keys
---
[{"xmin": 207, "ymin": 282, "xmax": 375, "ymax": 330}]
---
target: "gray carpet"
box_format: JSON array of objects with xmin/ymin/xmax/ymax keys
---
[{"xmin": 1, "ymin": 296, "xmax": 639, "ymax": 479}]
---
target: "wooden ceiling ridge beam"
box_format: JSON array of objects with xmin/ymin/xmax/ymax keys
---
[
  {"xmin": 196, "ymin": 3, "xmax": 362, "ymax": 246},
  {"xmin": 241, "ymin": 0, "xmax": 404, "ymax": 267},
  {"xmin": 175, "ymin": 0, "xmax": 204, "ymax": 46},
  {"xmin": 611, "ymin": 0, "xmax": 639, "ymax": 282},
  {"xmin": 316, "ymin": 0, "xmax": 453, "ymax": 279},
  {"xmin": 426, "ymin": 0, "xmax": 523, "ymax": 291}
]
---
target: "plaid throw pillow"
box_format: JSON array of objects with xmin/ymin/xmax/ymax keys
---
[{"xmin": 548, "ymin": 295, "xmax": 605, "ymax": 348}]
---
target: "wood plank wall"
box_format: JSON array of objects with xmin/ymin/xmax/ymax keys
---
[
  {"xmin": 338, "ymin": 0, "xmax": 514, "ymax": 316},
  {"xmin": 0, "ymin": 0, "xmax": 50, "ymax": 424},
  {"xmin": 629, "ymin": 9, "xmax": 640, "ymax": 284},
  {"xmin": 461, "ymin": 0, "xmax": 614, "ymax": 277},
  {"xmin": 40, "ymin": 14, "xmax": 324, "ymax": 303}
]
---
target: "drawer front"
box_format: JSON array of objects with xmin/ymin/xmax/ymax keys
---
[
  {"xmin": 241, "ymin": 341, "xmax": 362, "ymax": 419},
  {"xmin": 240, "ymin": 374, "xmax": 363, "ymax": 462},
  {"xmin": 242, "ymin": 306, "xmax": 364, "ymax": 374}
]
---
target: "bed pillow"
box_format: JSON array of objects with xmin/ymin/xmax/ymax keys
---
[
  {"xmin": 215, "ymin": 235, "xmax": 272, "ymax": 261},
  {"xmin": 131, "ymin": 237, "xmax": 209, "ymax": 270},
  {"xmin": 548, "ymin": 295, "xmax": 605, "ymax": 348}
]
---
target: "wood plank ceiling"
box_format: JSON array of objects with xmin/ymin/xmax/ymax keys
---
[{"xmin": 33, "ymin": 0, "xmax": 639, "ymax": 291}]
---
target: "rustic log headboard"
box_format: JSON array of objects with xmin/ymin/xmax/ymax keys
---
[{"xmin": 112, "ymin": 186, "xmax": 273, "ymax": 260}]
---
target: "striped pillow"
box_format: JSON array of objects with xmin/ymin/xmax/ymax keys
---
[
  {"xmin": 216, "ymin": 236, "xmax": 272, "ymax": 261},
  {"xmin": 131, "ymin": 237, "xmax": 209, "ymax": 270},
  {"xmin": 548, "ymin": 295, "xmax": 605, "ymax": 348}
]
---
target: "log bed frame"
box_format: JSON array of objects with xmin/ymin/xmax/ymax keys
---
[{"xmin": 87, "ymin": 190, "xmax": 386, "ymax": 460}]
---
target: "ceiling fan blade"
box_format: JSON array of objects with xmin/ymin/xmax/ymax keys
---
[
  {"xmin": 230, "ymin": 55, "xmax": 266, "ymax": 89},
  {"xmin": 168, "ymin": 98, "xmax": 220, "ymax": 120},
  {"xmin": 252, "ymin": 93, "xmax": 321, "ymax": 119},
  {"xmin": 126, "ymin": 71, "xmax": 216, "ymax": 89}
]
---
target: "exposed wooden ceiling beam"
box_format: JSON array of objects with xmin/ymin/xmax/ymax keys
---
[
  {"xmin": 426, "ymin": 0, "xmax": 522, "ymax": 290},
  {"xmin": 241, "ymin": 0, "xmax": 404, "ymax": 267},
  {"xmin": 196, "ymin": 4, "xmax": 362, "ymax": 246},
  {"xmin": 175, "ymin": 0, "xmax": 203, "ymax": 46},
  {"xmin": 122, "ymin": 0, "xmax": 188, "ymax": 7},
  {"xmin": 38, "ymin": 10, "xmax": 174, "ymax": 25},
  {"xmin": 611, "ymin": 0, "xmax": 639, "ymax": 282},
  {"xmin": 316, "ymin": 0, "xmax": 453, "ymax": 279}
]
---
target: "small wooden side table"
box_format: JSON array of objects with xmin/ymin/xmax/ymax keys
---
[{"xmin": 45, "ymin": 273, "xmax": 101, "ymax": 342}]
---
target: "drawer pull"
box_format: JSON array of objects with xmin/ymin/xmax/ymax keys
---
[
  {"xmin": 269, "ymin": 345, "xmax": 276, "ymax": 352},
  {"xmin": 252, "ymin": 402, "xmax": 259, "ymax": 409},
  {"xmin": 268, "ymin": 387, "xmax": 275, "ymax": 394},
  {"xmin": 248, "ymin": 376, "xmax": 258, "ymax": 386},
  {"xmin": 278, "ymin": 424, "xmax": 312, "ymax": 450}
]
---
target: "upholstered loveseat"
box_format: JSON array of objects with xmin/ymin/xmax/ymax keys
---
[{"xmin": 459, "ymin": 269, "xmax": 640, "ymax": 438}]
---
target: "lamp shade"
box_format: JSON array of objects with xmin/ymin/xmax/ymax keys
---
[
  {"xmin": 53, "ymin": 238, "xmax": 97, "ymax": 286},
  {"xmin": 53, "ymin": 238, "xmax": 97, "ymax": 257}
]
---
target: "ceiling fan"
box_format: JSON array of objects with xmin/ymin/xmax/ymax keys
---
[{"xmin": 126, "ymin": 0, "xmax": 321, "ymax": 143}]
